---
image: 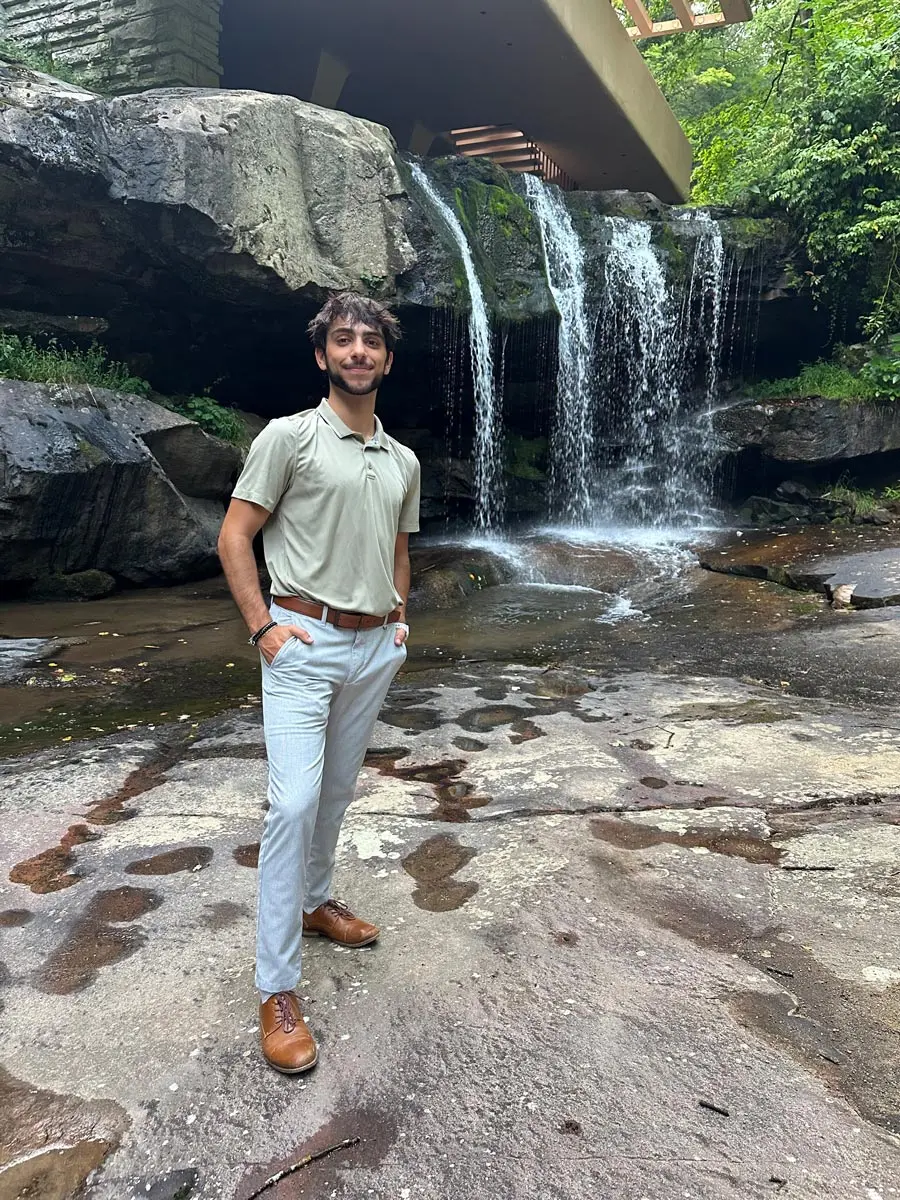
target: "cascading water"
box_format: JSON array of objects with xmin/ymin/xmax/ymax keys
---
[
  {"xmin": 669, "ymin": 210, "xmax": 726, "ymax": 518},
  {"xmin": 523, "ymin": 173, "xmax": 595, "ymax": 525},
  {"xmin": 411, "ymin": 163, "xmax": 504, "ymax": 532},
  {"xmin": 593, "ymin": 213, "xmax": 728, "ymax": 529}
]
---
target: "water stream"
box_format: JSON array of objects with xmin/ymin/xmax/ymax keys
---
[
  {"xmin": 523, "ymin": 174, "xmax": 595, "ymax": 526},
  {"xmin": 593, "ymin": 213, "xmax": 728, "ymax": 530},
  {"xmin": 411, "ymin": 164, "xmax": 504, "ymax": 531}
]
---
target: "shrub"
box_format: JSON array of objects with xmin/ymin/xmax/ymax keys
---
[
  {"xmin": 748, "ymin": 360, "xmax": 877, "ymax": 401},
  {"xmin": 165, "ymin": 394, "xmax": 246, "ymax": 444},
  {"xmin": 0, "ymin": 333, "xmax": 151, "ymax": 394},
  {"xmin": 859, "ymin": 333, "xmax": 900, "ymax": 400}
]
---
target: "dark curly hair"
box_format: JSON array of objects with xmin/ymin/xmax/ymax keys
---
[{"xmin": 307, "ymin": 292, "xmax": 402, "ymax": 352}]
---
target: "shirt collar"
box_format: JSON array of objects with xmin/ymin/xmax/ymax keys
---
[{"xmin": 317, "ymin": 399, "xmax": 386, "ymax": 449}]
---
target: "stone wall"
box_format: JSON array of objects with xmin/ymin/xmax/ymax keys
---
[{"xmin": 1, "ymin": 0, "xmax": 221, "ymax": 91}]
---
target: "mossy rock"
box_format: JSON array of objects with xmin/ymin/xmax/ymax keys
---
[{"xmin": 29, "ymin": 569, "xmax": 117, "ymax": 600}]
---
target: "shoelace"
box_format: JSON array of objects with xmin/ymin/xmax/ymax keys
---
[
  {"xmin": 323, "ymin": 898, "xmax": 354, "ymax": 920},
  {"xmin": 274, "ymin": 992, "xmax": 297, "ymax": 1033}
]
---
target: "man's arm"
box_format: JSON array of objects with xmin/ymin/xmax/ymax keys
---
[
  {"xmin": 217, "ymin": 498, "xmax": 313, "ymax": 663},
  {"xmin": 393, "ymin": 532, "xmax": 411, "ymax": 646}
]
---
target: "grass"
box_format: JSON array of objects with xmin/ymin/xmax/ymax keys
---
[
  {"xmin": 0, "ymin": 332, "xmax": 244, "ymax": 443},
  {"xmin": 748, "ymin": 361, "xmax": 878, "ymax": 402},
  {"xmin": 0, "ymin": 334, "xmax": 150, "ymax": 394},
  {"xmin": 823, "ymin": 479, "xmax": 880, "ymax": 515}
]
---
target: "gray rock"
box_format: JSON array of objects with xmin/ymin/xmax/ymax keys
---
[
  {"xmin": 0, "ymin": 379, "xmax": 232, "ymax": 584},
  {"xmin": 716, "ymin": 396, "xmax": 900, "ymax": 464},
  {"xmin": 0, "ymin": 75, "xmax": 416, "ymax": 302}
]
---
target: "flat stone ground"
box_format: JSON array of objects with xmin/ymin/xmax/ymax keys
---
[{"xmin": 3, "ymin": 555, "xmax": 900, "ymax": 1199}]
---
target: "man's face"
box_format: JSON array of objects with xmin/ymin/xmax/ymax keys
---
[{"xmin": 315, "ymin": 319, "xmax": 393, "ymax": 397}]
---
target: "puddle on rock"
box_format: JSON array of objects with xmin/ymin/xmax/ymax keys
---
[
  {"xmin": 402, "ymin": 834, "xmax": 479, "ymax": 911},
  {"xmin": 526, "ymin": 671, "xmax": 592, "ymax": 700},
  {"xmin": 9, "ymin": 823, "xmax": 99, "ymax": 894},
  {"xmin": 0, "ymin": 909, "xmax": 33, "ymax": 927},
  {"xmin": 451, "ymin": 736, "xmax": 488, "ymax": 752},
  {"xmin": 233, "ymin": 843, "xmax": 259, "ymax": 868},
  {"xmin": 378, "ymin": 706, "xmax": 444, "ymax": 732},
  {"xmin": 237, "ymin": 1107, "xmax": 397, "ymax": 1200},
  {"xmin": 591, "ymin": 816, "xmax": 783, "ymax": 866},
  {"xmin": 640, "ymin": 776, "xmax": 669, "ymax": 790},
  {"xmin": 666, "ymin": 699, "xmax": 799, "ymax": 725},
  {"xmin": 457, "ymin": 705, "xmax": 533, "ymax": 732},
  {"xmin": 35, "ymin": 886, "xmax": 162, "ymax": 994},
  {"xmin": 0, "ymin": 1066, "xmax": 127, "ymax": 1199},
  {"xmin": 365, "ymin": 753, "xmax": 491, "ymax": 822},
  {"xmin": 0, "ymin": 1141, "xmax": 113, "ymax": 1200},
  {"xmin": 125, "ymin": 846, "xmax": 213, "ymax": 875},
  {"xmin": 508, "ymin": 718, "xmax": 545, "ymax": 745}
]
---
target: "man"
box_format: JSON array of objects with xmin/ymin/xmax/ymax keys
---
[{"xmin": 217, "ymin": 292, "xmax": 420, "ymax": 1073}]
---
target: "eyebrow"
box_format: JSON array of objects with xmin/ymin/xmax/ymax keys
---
[{"xmin": 329, "ymin": 324, "xmax": 384, "ymax": 340}]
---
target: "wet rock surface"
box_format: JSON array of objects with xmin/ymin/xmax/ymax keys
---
[
  {"xmin": 0, "ymin": 380, "xmax": 240, "ymax": 588},
  {"xmin": 3, "ymin": 536, "xmax": 900, "ymax": 1197},
  {"xmin": 715, "ymin": 394, "xmax": 900, "ymax": 464},
  {"xmin": 2, "ymin": 656, "xmax": 900, "ymax": 1195},
  {"xmin": 701, "ymin": 525, "xmax": 900, "ymax": 606}
]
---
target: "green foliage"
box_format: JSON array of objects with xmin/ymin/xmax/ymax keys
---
[
  {"xmin": 0, "ymin": 332, "xmax": 244, "ymax": 442},
  {"xmin": 638, "ymin": 0, "xmax": 900, "ymax": 337},
  {"xmin": 748, "ymin": 359, "xmax": 877, "ymax": 401},
  {"xmin": 859, "ymin": 332, "xmax": 900, "ymax": 398},
  {"xmin": 0, "ymin": 333, "xmax": 150, "ymax": 394},
  {"xmin": 824, "ymin": 475, "xmax": 879, "ymax": 515},
  {"xmin": 164, "ymin": 394, "xmax": 245, "ymax": 443}
]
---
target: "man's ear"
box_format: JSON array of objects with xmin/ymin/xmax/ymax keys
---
[
  {"xmin": 315, "ymin": 346, "xmax": 327, "ymax": 372},
  {"xmin": 383, "ymin": 351, "xmax": 394, "ymax": 376}
]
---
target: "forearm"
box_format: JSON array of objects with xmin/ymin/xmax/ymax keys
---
[
  {"xmin": 218, "ymin": 530, "xmax": 272, "ymax": 635},
  {"xmin": 394, "ymin": 553, "xmax": 411, "ymax": 621}
]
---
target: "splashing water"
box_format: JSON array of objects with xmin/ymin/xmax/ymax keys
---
[
  {"xmin": 411, "ymin": 164, "xmax": 504, "ymax": 532},
  {"xmin": 594, "ymin": 214, "xmax": 728, "ymax": 529},
  {"xmin": 524, "ymin": 173, "xmax": 595, "ymax": 525}
]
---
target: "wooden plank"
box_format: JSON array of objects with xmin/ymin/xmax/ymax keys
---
[
  {"xmin": 622, "ymin": 0, "xmax": 653, "ymax": 37},
  {"xmin": 669, "ymin": 0, "xmax": 696, "ymax": 30}
]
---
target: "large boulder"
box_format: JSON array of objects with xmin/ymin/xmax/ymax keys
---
[
  {"xmin": 0, "ymin": 379, "xmax": 241, "ymax": 585},
  {"xmin": 0, "ymin": 64, "xmax": 416, "ymax": 305},
  {"xmin": 715, "ymin": 395, "xmax": 900, "ymax": 464}
]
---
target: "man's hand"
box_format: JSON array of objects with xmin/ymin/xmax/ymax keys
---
[
  {"xmin": 394, "ymin": 622, "xmax": 409, "ymax": 648},
  {"xmin": 257, "ymin": 623, "xmax": 314, "ymax": 665}
]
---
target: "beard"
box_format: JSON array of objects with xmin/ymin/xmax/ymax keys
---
[{"xmin": 326, "ymin": 362, "xmax": 385, "ymax": 397}]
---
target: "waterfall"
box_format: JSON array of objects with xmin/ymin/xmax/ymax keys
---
[
  {"xmin": 411, "ymin": 164, "xmax": 504, "ymax": 532},
  {"xmin": 523, "ymin": 173, "xmax": 595, "ymax": 525},
  {"xmin": 594, "ymin": 213, "xmax": 728, "ymax": 529}
]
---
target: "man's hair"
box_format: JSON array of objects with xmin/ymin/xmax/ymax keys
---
[{"xmin": 307, "ymin": 292, "xmax": 402, "ymax": 353}]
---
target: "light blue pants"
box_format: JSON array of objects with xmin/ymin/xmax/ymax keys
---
[{"xmin": 256, "ymin": 600, "xmax": 407, "ymax": 995}]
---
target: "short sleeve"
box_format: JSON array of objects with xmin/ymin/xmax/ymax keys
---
[
  {"xmin": 398, "ymin": 456, "xmax": 421, "ymax": 533},
  {"xmin": 231, "ymin": 418, "xmax": 296, "ymax": 514}
]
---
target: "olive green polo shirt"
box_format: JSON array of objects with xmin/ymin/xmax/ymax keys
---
[{"xmin": 232, "ymin": 400, "xmax": 420, "ymax": 615}]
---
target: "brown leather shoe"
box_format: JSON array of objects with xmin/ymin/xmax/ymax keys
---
[
  {"xmin": 302, "ymin": 899, "xmax": 379, "ymax": 947},
  {"xmin": 259, "ymin": 992, "xmax": 318, "ymax": 1074}
]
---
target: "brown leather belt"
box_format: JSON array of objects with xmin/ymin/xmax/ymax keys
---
[{"xmin": 273, "ymin": 594, "xmax": 401, "ymax": 631}]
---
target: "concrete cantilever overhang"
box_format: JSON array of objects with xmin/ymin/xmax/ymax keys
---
[{"xmin": 220, "ymin": 0, "xmax": 693, "ymax": 201}]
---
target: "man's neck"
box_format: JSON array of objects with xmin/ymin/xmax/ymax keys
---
[{"xmin": 326, "ymin": 387, "xmax": 378, "ymax": 439}]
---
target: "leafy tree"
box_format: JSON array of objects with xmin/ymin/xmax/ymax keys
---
[{"xmin": 634, "ymin": 0, "xmax": 900, "ymax": 339}]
